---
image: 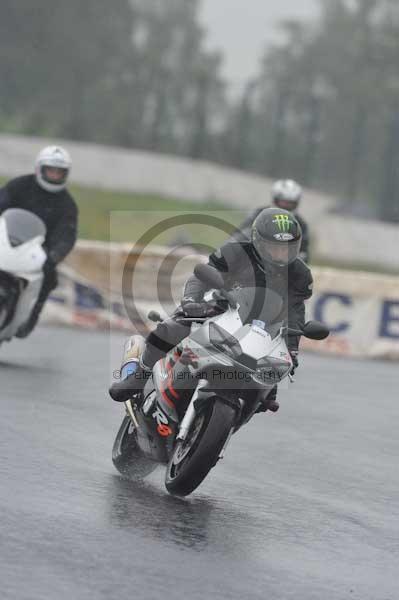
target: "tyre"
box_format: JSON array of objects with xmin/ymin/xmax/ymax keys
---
[
  {"xmin": 112, "ymin": 415, "xmax": 157, "ymax": 479},
  {"xmin": 165, "ymin": 399, "xmax": 236, "ymax": 497}
]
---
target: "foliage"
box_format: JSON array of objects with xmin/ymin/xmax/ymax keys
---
[
  {"xmin": 2, "ymin": 1, "xmax": 399, "ymax": 220},
  {"xmin": 0, "ymin": 175, "xmax": 235, "ymax": 245},
  {"xmin": 0, "ymin": 0, "xmax": 226, "ymax": 160},
  {"xmin": 234, "ymin": 0, "xmax": 399, "ymax": 221}
]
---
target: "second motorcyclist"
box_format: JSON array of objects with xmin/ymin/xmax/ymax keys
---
[{"xmin": 0, "ymin": 145, "xmax": 78, "ymax": 337}]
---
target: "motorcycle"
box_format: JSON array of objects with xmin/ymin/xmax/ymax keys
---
[
  {"xmin": 112, "ymin": 264, "xmax": 329, "ymax": 497},
  {"xmin": 0, "ymin": 208, "xmax": 47, "ymax": 343}
]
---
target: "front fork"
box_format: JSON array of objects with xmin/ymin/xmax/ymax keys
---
[
  {"xmin": 218, "ymin": 426, "xmax": 235, "ymax": 460},
  {"xmin": 124, "ymin": 399, "xmax": 140, "ymax": 429},
  {"xmin": 177, "ymin": 380, "xmax": 208, "ymax": 441},
  {"xmin": 176, "ymin": 379, "xmax": 238, "ymax": 461}
]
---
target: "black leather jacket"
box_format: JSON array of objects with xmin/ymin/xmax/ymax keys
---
[
  {"xmin": 0, "ymin": 174, "xmax": 78, "ymax": 264},
  {"xmin": 183, "ymin": 240, "xmax": 313, "ymax": 352}
]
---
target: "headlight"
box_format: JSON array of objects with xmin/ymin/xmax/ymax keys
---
[
  {"xmin": 254, "ymin": 357, "xmax": 291, "ymax": 384},
  {"xmin": 209, "ymin": 322, "xmax": 242, "ymax": 360}
]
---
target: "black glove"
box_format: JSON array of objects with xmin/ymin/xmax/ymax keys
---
[
  {"xmin": 289, "ymin": 350, "xmax": 299, "ymax": 375},
  {"xmin": 43, "ymin": 253, "xmax": 56, "ymax": 276},
  {"xmin": 181, "ymin": 297, "xmax": 214, "ymax": 318}
]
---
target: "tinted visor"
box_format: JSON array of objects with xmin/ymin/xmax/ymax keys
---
[
  {"xmin": 41, "ymin": 165, "xmax": 68, "ymax": 185},
  {"xmin": 254, "ymin": 237, "xmax": 300, "ymax": 266},
  {"xmin": 274, "ymin": 198, "xmax": 298, "ymax": 211}
]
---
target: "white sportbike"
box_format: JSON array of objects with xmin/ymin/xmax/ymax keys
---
[
  {"xmin": 0, "ymin": 209, "xmax": 47, "ymax": 343},
  {"xmin": 112, "ymin": 264, "xmax": 330, "ymax": 497}
]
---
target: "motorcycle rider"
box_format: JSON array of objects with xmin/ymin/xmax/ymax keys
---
[
  {"xmin": 0, "ymin": 146, "xmax": 78, "ymax": 337},
  {"xmin": 233, "ymin": 179, "xmax": 310, "ymax": 263},
  {"xmin": 110, "ymin": 207, "xmax": 313, "ymax": 412}
]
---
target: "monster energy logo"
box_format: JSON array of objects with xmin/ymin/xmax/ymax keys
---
[{"xmin": 273, "ymin": 214, "xmax": 293, "ymax": 232}]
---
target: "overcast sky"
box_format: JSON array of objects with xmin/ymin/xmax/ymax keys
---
[{"xmin": 200, "ymin": 0, "xmax": 318, "ymax": 89}]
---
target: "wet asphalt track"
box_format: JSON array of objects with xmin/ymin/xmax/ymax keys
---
[{"xmin": 1, "ymin": 326, "xmax": 398, "ymax": 600}]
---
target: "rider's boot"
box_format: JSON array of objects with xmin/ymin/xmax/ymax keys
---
[{"xmin": 109, "ymin": 358, "xmax": 152, "ymax": 404}]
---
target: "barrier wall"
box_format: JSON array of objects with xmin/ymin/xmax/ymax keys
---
[
  {"xmin": 0, "ymin": 133, "xmax": 333, "ymax": 213},
  {"xmin": 2, "ymin": 133, "xmax": 399, "ymax": 272},
  {"xmin": 42, "ymin": 242, "xmax": 399, "ymax": 360},
  {"xmin": 303, "ymin": 268, "xmax": 399, "ymax": 360},
  {"xmin": 43, "ymin": 242, "xmax": 207, "ymax": 335},
  {"xmin": 1, "ymin": 133, "xmax": 399, "ymax": 273}
]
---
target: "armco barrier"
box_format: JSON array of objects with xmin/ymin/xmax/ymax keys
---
[{"xmin": 42, "ymin": 242, "xmax": 399, "ymax": 360}]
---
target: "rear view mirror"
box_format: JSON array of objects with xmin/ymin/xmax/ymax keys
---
[
  {"xmin": 302, "ymin": 321, "xmax": 330, "ymax": 340},
  {"xmin": 194, "ymin": 264, "xmax": 225, "ymax": 290}
]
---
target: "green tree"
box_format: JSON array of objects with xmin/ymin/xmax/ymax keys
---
[
  {"xmin": 241, "ymin": 0, "xmax": 399, "ymax": 221},
  {"xmin": 128, "ymin": 0, "xmax": 226, "ymax": 158},
  {"xmin": 0, "ymin": 0, "xmax": 135, "ymax": 140}
]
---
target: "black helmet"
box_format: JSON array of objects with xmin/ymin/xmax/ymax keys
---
[{"xmin": 251, "ymin": 208, "xmax": 302, "ymax": 267}]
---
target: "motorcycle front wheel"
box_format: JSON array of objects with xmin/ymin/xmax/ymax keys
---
[{"xmin": 165, "ymin": 399, "xmax": 235, "ymax": 497}]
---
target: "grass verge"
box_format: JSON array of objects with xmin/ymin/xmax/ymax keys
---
[{"xmin": 0, "ymin": 176, "xmax": 242, "ymax": 247}]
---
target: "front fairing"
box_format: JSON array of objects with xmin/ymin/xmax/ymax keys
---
[
  {"xmin": 0, "ymin": 218, "xmax": 46, "ymax": 280},
  {"xmin": 182, "ymin": 306, "xmax": 292, "ymax": 390},
  {"xmin": 151, "ymin": 286, "xmax": 292, "ymax": 425}
]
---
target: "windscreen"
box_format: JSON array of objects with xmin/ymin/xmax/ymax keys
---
[
  {"xmin": 228, "ymin": 286, "xmax": 284, "ymax": 326},
  {"xmin": 2, "ymin": 209, "xmax": 46, "ymax": 247}
]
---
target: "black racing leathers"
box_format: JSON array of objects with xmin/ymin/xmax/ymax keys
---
[
  {"xmin": 0, "ymin": 174, "xmax": 78, "ymax": 264},
  {"xmin": 185, "ymin": 241, "xmax": 312, "ymax": 351},
  {"xmin": 233, "ymin": 207, "xmax": 310, "ymax": 263},
  {"xmin": 110, "ymin": 240, "xmax": 313, "ymax": 402},
  {"xmin": 0, "ymin": 174, "xmax": 78, "ymax": 335},
  {"xmin": 143, "ymin": 240, "xmax": 313, "ymax": 370}
]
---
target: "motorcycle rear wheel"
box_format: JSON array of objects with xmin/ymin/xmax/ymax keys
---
[{"xmin": 165, "ymin": 399, "xmax": 235, "ymax": 497}]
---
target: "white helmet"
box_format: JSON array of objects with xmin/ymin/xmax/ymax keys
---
[
  {"xmin": 35, "ymin": 145, "xmax": 71, "ymax": 193},
  {"xmin": 271, "ymin": 179, "xmax": 302, "ymax": 211}
]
